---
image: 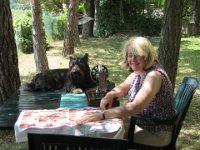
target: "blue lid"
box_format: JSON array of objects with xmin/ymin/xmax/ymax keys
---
[{"xmin": 60, "ymin": 93, "xmax": 88, "ymax": 108}]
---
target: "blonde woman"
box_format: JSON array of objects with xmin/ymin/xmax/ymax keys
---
[{"xmin": 77, "ymin": 36, "xmax": 176, "ymax": 146}]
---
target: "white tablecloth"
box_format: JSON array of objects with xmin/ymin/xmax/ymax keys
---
[{"xmin": 14, "ymin": 107, "xmax": 125, "ymax": 142}]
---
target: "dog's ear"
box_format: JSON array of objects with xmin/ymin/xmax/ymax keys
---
[
  {"xmin": 83, "ymin": 53, "xmax": 89, "ymax": 62},
  {"xmin": 69, "ymin": 56, "xmax": 73, "ymax": 61},
  {"xmin": 69, "ymin": 56, "xmax": 74, "ymax": 68}
]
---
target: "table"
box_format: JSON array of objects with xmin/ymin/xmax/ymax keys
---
[
  {"xmin": 0, "ymin": 83, "xmax": 116, "ymax": 130},
  {"xmin": 14, "ymin": 107, "xmax": 125, "ymax": 142},
  {"xmin": 0, "ymin": 85, "xmax": 65, "ymax": 130}
]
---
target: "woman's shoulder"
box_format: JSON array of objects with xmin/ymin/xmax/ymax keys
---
[
  {"xmin": 123, "ymin": 72, "xmax": 137, "ymax": 85},
  {"xmin": 146, "ymin": 69, "xmax": 162, "ymax": 78},
  {"xmin": 146, "ymin": 63, "xmax": 167, "ymax": 76},
  {"xmin": 145, "ymin": 70, "xmax": 162, "ymax": 85},
  {"xmin": 146, "ymin": 64, "xmax": 172, "ymax": 89},
  {"xmin": 128, "ymin": 72, "xmax": 138, "ymax": 79}
]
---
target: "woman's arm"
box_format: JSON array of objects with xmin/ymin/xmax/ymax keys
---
[
  {"xmin": 100, "ymin": 73, "xmax": 136, "ymax": 109},
  {"xmin": 76, "ymin": 71, "xmax": 162, "ymax": 124},
  {"xmin": 102, "ymin": 71, "xmax": 162, "ymax": 119}
]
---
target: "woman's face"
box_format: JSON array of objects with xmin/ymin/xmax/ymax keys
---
[{"xmin": 127, "ymin": 53, "xmax": 145, "ymax": 72}]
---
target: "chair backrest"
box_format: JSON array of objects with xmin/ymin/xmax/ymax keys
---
[
  {"xmin": 28, "ymin": 133, "xmax": 128, "ymax": 150},
  {"xmin": 127, "ymin": 77, "xmax": 199, "ymax": 149},
  {"xmin": 172, "ymin": 77, "xmax": 199, "ymax": 144},
  {"xmin": 174, "ymin": 77, "xmax": 198, "ymax": 113}
]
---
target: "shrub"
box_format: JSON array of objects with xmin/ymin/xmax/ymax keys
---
[
  {"xmin": 51, "ymin": 10, "xmax": 67, "ymax": 40},
  {"xmin": 14, "ymin": 10, "xmax": 33, "ymax": 54},
  {"xmin": 95, "ymin": 0, "xmax": 121, "ymax": 37},
  {"xmin": 14, "ymin": 10, "xmax": 49, "ymax": 54}
]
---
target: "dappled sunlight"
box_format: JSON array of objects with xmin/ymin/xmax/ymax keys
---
[
  {"xmin": 177, "ymin": 38, "xmax": 200, "ymax": 85},
  {"xmin": 18, "ymin": 53, "xmax": 36, "ymax": 77},
  {"xmin": 178, "ymin": 127, "xmax": 200, "ymax": 150},
  {"xmin": 195, "ymin": 89, "xmax": 200, "ymax": 95},
  {"xmin": 179, "ymin": 67, "xmax": 195, "ymax": 73},
  {"xmin": 181, "ymin": 128, "xmax": 200, "ymax": 135},
  {"xmin": 0, "ymin": 130, "xmax": 28, "ymax": 149},
  {"xmin": 14, "ymin": 36, "xmax": 200, "ymax": 150},
  {"xmin": 176, "ymin": 94, "xmax": 200, "ymax": 149},
  {"xmin": 18, "ymin": 42, "xmax": 69, "ymax": 83}
]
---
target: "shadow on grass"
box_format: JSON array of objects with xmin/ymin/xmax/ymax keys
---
[
  {"xmin": 76, "ymin": 37, "xmax": 130, "ymax": 84},
  {"xmin": 176, "ymin": 95, "xmax": 200, "ymax": 150},
  {"xmin": 2, "ymin": 36, "xmax": 199, "ymax": 150},
  {"xmin": 75, "ymin": 36, "xmax": 200, "ymax": 150},
  {"xmin": 20, "ymin": 73, "xmax": 36, "ymax": 84}
]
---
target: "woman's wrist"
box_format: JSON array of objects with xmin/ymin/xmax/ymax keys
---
[
  {"xmin": 101, "ymin": 111, "xmax": 106, "ymax": 120},
  {"xmin": 97, "ymin": 111, "xmax": 106, "ymax": 120}
]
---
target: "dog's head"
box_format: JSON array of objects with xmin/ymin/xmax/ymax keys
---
[{"xmin": 68, "ymin": 53, "xmax": 91, "ymax": 84}]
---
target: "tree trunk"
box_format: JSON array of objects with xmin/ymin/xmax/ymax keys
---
[
  {"xmin": 82, "ymin": 0, "xmax": 95, "ymax": 39},
  {"xmin": 63, "ymin": 0, "xmax": 79, "ymax": 56},
  {"xmin": 75, "ymin": 14, "xmax": 81, "ymax": 46},
  {"xmin": 94, "ymin": 0, "xmax": 100, "ymax": 34},
  {"xmin": 30, "ymin": 0, "xmax": 49, "ymax": 73},
  {"xmin": 0, "ymin": 0, "xmax": 21, "ymax": 105},
  {"xmin": 119, "ymin": 0, "xmax": 125, "ymax": 25},
  {"xmin": 192, "ymin": 0, "xmax": 200, "ymax": 35},
  {"xmin": 158, "ymin": 0, "xmax": 184, "ymax": 90}
]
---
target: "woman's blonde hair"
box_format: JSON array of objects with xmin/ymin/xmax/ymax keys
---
[{"xmin": 120, "ymin": 36, "xmax": 157, "ymax": 72}]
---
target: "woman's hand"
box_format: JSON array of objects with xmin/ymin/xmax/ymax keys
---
[
  {"xmin": 100, "ymin": 93, "xmax": 114, "ymax": 110},
  {"xmin": 76, "ymin": 112, "xmax": 102, "ymax": 124}
]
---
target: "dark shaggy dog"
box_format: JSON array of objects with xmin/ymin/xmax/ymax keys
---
[{"xmin": 25, "ymin": 53, "xmax": 96, "ymax": 93}]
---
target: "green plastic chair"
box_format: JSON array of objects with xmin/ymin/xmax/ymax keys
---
[{"xmin": 127, "ymin": 77, "xmax": 199, "ymax": 150}]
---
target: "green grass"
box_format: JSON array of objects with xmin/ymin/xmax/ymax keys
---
[
  {"xmin": 69, "ymin": 35, "xmax": 200, "ymax": 149},
  {"xmin": 0, "ymin": 35, "xmax": 199, "ymax": 150}
]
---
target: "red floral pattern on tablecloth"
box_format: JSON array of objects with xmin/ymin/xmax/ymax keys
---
[{"xmin": 18, "ymin": 108, "xmax": 122, "ymax": 128}]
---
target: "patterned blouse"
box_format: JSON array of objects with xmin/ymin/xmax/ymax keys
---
[{"xmin": 128, "ymin": 64, "xmax": 176, "ymax": 133}]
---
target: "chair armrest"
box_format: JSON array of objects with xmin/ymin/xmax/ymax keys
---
[
  {"xmin": 127, "ymin": 114, "xmax": 177, "ymax": 147},
  {"xmin": 132, "ymin": 114, "xmax": 177, "ymax": 125}
]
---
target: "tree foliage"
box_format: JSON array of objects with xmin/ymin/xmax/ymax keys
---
[
  {"xmin": 40, "ymin": 0, "xmax": 68, "ymax": 12},
  {"xmin": 14, "ymin": 10, "xmax": 33, "ymax": 53},
  {"xmin": 14, "ymin": 10, "xmax": 49, "ymax": 54},
  {"xmin": 183, "ymin": 0, "xmax": 193, "ymax": 21},
  {"xmin": 95, "ymin": 0, "xmax": 121, "ymax": 37}
]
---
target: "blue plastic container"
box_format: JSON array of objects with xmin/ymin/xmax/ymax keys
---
[{"xmin": 60, "ymin": 93, "xmax": 88, "ymax": 108}]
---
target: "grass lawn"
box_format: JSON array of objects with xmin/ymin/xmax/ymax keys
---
[{"xmin": 0, "ymin": 35, "xmax": 199, "ymax": 150}]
